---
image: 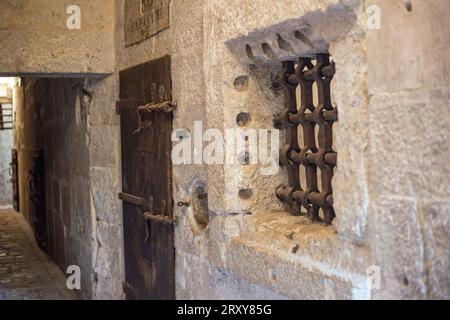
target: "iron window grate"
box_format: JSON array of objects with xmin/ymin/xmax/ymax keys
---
[{"xmin": 274, "ymin": 54, "xmax": 337, "ymax": 224}]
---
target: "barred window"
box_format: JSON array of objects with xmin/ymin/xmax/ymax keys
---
[
  {"xmin": 275, "ymin": 54, "xmax": 337, "ymax": 224},
  {"xmin": 0, "ymin": 104, "xmax": 13, "ymax": 130}
]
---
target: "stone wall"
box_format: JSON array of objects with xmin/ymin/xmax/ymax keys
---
[
  {"xmin": 171, "ymin": 0, "xmax": 369, "ymax": 300},
  {"xmin": 13, "ymin": 79, "xmax": 39, "ymax": 225},
  {"xmin": 366, "ymin": 0, "xmax": 450, "ymax": 299},
  {"xmin": 0, "ymin": 127, "xmax": 13, "ymax": 205},
  {"xmin": 168, "ymin": 0, "xmax": 450, "ymax": 299},
  {"xmin": 85, "ymin": 75, "xmax": 123, "ymax": 300},
  {"xmin": 0, "ymin": 0, "xmax": 115, "ymax": 75}
]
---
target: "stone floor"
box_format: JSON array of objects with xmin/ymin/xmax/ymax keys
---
[{"xmin": 0, "ymin": 208, "xmax": 78, "ymax": 300}]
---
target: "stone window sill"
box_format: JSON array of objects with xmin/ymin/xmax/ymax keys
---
[{"xmin": 223, "ymin": 211, "xmax": 371, "ymax": 299}]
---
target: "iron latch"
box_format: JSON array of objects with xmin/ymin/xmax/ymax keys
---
[
  {"xmin": 118, "ymin": 192, "xmax": 176, "ymax": 225},
  {"xmin": 143, "ymin": 212, "xmax": 176, "ymax": 225},
  {"xmin": 133, "ymin": 100, "xmax": 177, "ymax": 135}
]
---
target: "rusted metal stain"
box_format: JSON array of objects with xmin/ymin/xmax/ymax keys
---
[
  {"xmin": 274, "ymin": 54, "xmax": 337, "ymax": 224},
  {"xmin": 118, "ymin": 55, "xmax": 175, "ymax": 300}
]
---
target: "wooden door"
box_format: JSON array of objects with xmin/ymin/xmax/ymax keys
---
[
  {"xmin": 28, "ymin": 149, "xmax": 47, "ymax": 250},
  {"xmin": 11, "ymin": 148, "xmax": 19, "ymax": 211},
  {"xmin": 117, "ymin": 56, "xmax": 175, "ymax": 300}
]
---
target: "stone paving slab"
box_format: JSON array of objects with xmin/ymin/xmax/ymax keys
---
[{"xmin": 0, "ymin": 209, "xmax": 79, "ymax": 300}]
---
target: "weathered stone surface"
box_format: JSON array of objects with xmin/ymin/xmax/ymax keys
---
[
  {"xmin": 92, "ymin": 222, "xmax": 125, "ymax": 300},
  {"xmin": 420, "ymin": 201, "xmax": 450, "ymax": 299},
  {"xmin": 0, "ymin": 130, "xmax": 13, "ymax": 204},
  {"xmin": 369, "ymin": 87, "xmax": 450, "ymax": 199},
  {"xmin": 170, "ymin": 0, "xmax": 204, "ymax": 51},
  {"xmin": 89, "ymin": 167, "xmax": 121, "ymax": 225},
  {"xmin": 330, "ymin": 20, "xmax": 370, "ymax": 243},
  {"xmin": 171, "ymin": 49, "xmax": 206, "ymax": 121},
  {"xmin": 177, "ymin": 0, "xmax": 371, "ymax": 300},
  {"xmin": 88, "ymin": 125, "xmax": 119, "ymax": 168},
  {"xmin": 367, "ymin": 0, "xmax": 450, "ymax": 94},
  {"xmin": 176, "ymin": 250, "xmax": 288, "ymax": 300},
  {"xmin": 240, "ymin": 212, "xmax": 371, "ymax": 275},
  {"xmin": 226, "ymin": 237, "xmax": 365, "ymax": 299},
  {"xmin": 87, "ymin": 76, "xmax": 119, "ymax": 127},
  {"xmin": 225, "ymin": 3, "xmax": 357, "ymax": 66},
  {"xmin": 0, "ymin": 0, "xmax": 115, "ymax": 75},
  {"xmin": 369, "ymin": 196, "xmax": 427, "ymax": 299}
]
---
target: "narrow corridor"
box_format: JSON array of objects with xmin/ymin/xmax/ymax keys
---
[{"xmin": 0, "ymin": 209, "xmax": 78, "ymax": 300}]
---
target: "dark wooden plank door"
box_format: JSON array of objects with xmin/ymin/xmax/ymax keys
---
[
  {"xmin": 28, "ymin": 149, "xmax": 47, "ymax": 250},
  {"xmin": 118, "ymin": 56, "xmax": 175, "ymax": 300},
  {"xmin": 11, "ymin": 148, "xmax": 19, "ymax": 211}
]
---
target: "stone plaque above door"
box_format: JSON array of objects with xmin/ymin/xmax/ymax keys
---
[{"xmin": 124, "ymin": 0, "xmax": 170, "ymax": 47}]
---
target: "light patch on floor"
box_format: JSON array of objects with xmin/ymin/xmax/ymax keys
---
[{"xmin": 0, "ymin": 209, "xmax": 79, "ymax": 300}]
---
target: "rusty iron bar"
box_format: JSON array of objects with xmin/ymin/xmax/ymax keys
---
[
  {"xmin": 118, "ymin": 192, "xmax": 144, "ymax": 206},
  {"xmin": 275, "ymin": 54, "xmax": 337, "ymax": 224},
  {"xmin": 143, "ymin": 212, "xmax": 177, "ymax": 225},
  {"xmin": 133, "ymin": 100, "xmax": 177, "ymax": 134}
]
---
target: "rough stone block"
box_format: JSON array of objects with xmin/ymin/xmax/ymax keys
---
[
  {"xmin": 226, "ymin": 237, "xmax": 365, "ymax": 299},
  {"xmin": 176, "ymin": 250, "xmax": 288, "ymax": 300},
  {"xmin": 171, "ymin": 49, "xmax": 206, "ymax": 124},
  {"xmin": 369, "ymin": 196, "xmax": 427, "ymax": 299},
  {"xmin": 0, "ymin": 131, "xmax": 13, "ymax": 202},
  {"xmin": 175, "ymin": 251, "xmax": 214, "ymax": 300},
  {"xmin": 367, "ymin": 0, "xmax": 450, "ymax": 94},
  {"xmin": 369, "ymin": 88, "xmax": 450, "ymax": 199},
  {"xmin": 330, "ymin": 28, "xmax": 370, "ymax": 242},
  {"xmin": 420, "ymin": 201, "xmax": 450, "ymax": 299},
  {"xmin": 87, "ymin": 75, "xmax": 119, "ymax": 126},
  {"xmin": 0, "ymin": 0, "xmax": 115, "ymax": 75},
  {"xmin": 171, "ymin": 0, "xmax": 204, "ymax": 51},
  {"xmin": 89, "ymin": 125, "xmax": 119, "ymax": 168},
  {"xmin": 93, "ymin": 222, "xmax": 124, "ymax": 300},
  {"xmin": 89, "ymin": 167, "xmax": 121, "ymax": 225},
  {"xmin": 240, "ymin": 212, "xmax": 371, "ymax": 276}
]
